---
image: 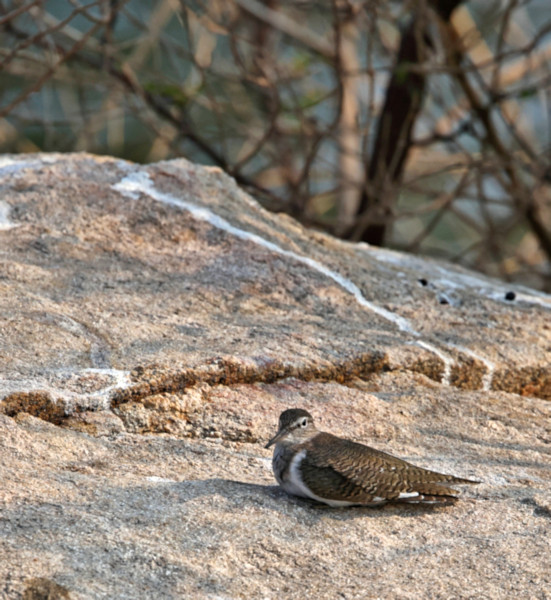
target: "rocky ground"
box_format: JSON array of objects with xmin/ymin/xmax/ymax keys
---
[{"xmin": 0, "ymin": 154, "xmax": 550, "ymax": 599}]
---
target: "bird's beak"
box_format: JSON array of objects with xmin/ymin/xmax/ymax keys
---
[{"xmin": 264, "ymin": 428, "xmax": 287, "ymax": 449}]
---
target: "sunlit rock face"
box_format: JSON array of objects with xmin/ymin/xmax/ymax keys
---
[{"xmin": 0, "ymin": 153, "xmax": 550, "ymax": 599}]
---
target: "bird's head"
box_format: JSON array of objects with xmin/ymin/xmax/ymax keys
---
[{"xmin": 265, "ymin": 408, "xmax": 317, "ymax": 448}]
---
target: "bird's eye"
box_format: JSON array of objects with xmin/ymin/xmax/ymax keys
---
[{"xmin": 300, "ymin": 418, "xmax": 307, "ymax": 427}]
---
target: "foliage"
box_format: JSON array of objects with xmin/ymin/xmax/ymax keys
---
[{"xmin": 1, "ymin": 0, "xmax": 550, "ymax": 289}]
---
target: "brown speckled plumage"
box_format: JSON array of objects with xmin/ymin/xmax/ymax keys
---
[{"xmin": 266, "ymin": 409, "xmax": 479, "ymax": 506}]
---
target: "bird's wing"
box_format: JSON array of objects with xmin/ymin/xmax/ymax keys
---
[{"xmin": 300, "ymin": 433, "xmax": 473, "ymax": 502}]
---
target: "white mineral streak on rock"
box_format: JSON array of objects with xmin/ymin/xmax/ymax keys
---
[
  {"xmin": 414, "ymin": 341, "xmax": 453, "ymax": 386},
  {"xmin": 113, "ymin": 171, "xmax": 416, "ymax": 336},
  {"xmin": 0, "ymin": 368, "xmax": 131, "ymax": 407},
  {"xmin": 370, "ymin": 246, "xmax": 551, "ymax": 310}
]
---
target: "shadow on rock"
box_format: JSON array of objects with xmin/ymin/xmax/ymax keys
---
[{"xmin": 175, "ymin": 477, "xmax": 469, "ymax": 521}]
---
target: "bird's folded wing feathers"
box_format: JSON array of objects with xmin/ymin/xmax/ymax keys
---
[{"xmin": 305, "ymin": 433, "xmax": 473, "ymax": 494}]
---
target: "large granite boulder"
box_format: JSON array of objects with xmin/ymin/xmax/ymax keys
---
[{"xmin": 1, "ymin": 153, "xmax": 550, "ymax": 599}]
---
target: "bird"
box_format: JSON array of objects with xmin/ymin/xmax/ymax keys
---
[{"xmin": 265, "ymin": 408, "xmax": 479, "ymax": 507}]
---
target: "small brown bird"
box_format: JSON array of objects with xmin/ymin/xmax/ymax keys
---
[{"xmin": 265, "ymin": 408, "xmax": 478, "ymax": 506}]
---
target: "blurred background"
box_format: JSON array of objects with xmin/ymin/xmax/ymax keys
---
[{"xmin": 1, "ymin": 0, "xmax": 550, "ymax": 290}]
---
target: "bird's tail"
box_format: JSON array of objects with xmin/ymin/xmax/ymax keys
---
[
  {"xmin": 397, "ymin": 493, "xmax": 460, "ymax": 505},
  {"xmin": 396, "ymin": 478, "xmax": 480, "ymax": 504}
]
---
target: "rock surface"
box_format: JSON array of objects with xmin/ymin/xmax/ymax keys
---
[{"xmin": 0, "ymin": 153, "xmax": 550, "ymax": 599}]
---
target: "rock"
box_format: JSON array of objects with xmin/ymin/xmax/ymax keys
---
[{"xmin": 0, "ymin": 153, "xmax": 550, "ymax": 598}]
